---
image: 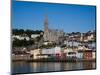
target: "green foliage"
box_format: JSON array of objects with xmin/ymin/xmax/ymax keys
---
[
  {"xmin": 40, "ymin": 43, "xmax": 56, "ymax": 48},
  {"xmin": 12, "ymin": 29, "xmax": 43, "ymax": 35},
  {"xmin": 12, "ymin": 38, "xmax": 35, "ymax": 47},
  {"xmin": 12, "ymin": 29, "xmax": 44, "ymax": 47}
]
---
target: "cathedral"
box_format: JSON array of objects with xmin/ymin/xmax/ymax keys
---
[{"xmin": 43, "ymin": 15, "xmax": 64, "ymax": 44}]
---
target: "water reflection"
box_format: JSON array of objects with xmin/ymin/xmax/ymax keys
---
[{"xmin": 12, "ymin": 61, "xmax": 96, "ymax": 74}]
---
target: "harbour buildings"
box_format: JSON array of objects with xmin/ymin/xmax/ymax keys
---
[{"xmin": 12, "ymin": 15, "xmax": 96, "ymax": 61}]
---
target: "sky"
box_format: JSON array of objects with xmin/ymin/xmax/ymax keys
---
[{"xmin": 12, "ymin": 0, "xmax": 96, "ymax": 33}]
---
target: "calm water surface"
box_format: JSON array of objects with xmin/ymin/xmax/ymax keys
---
[{"xmin": 12, "ymin": 61, "xmax": 96, "ymax": 74}]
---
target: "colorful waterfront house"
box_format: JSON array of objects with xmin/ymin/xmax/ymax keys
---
[
  {"xmin": 92, "ymin": 50, "xmax": 96, "ymax": 59},
  {"xmin": 42, "ymin": 48, "xmax": 55, "ymax": 55},
  {"xmin": 62, "ymin": 48, "xmax": 67, "ymax": 58},
  {"xmin": 83, "ymin": 50, "xmax": 92, "ymax": 60},
  {"xmin": 76, "ymin": 50, "xmax": 83, "ymax": 59},
  {"xmin": 60, "ymin": 53, "xmax": 67, "ymax": 59},
  {"xmin": 54, "ymin": 46, "xmax": 61, "ymax": 54},
  {"xmin": 55, "ymin": 53, "xmax": 61, "ymax": 59},
  {"xmin": 67, "ymin": 52, "xmax": 76, "ymax": 58},
  {"xmin": 65, "ymin": 48, "xmax": 76, "ymax": 58},
  {"xmin": 30, "ymin": 49, "xmax": 41, "ymax": 59}
]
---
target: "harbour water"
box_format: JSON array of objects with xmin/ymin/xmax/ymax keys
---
[{"xmin": 12, "ymin": 61, "xmax": 96, "ymax": 74}]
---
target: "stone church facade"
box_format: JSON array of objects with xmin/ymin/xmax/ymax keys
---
[{"xmin": 43, "ymin": 15, "xmax": 64, "ymax": 44}]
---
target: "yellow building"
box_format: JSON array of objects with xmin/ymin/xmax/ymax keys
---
[{"xmin": 30, "ymin": 49, "xmax": 41, "ymax": 59}]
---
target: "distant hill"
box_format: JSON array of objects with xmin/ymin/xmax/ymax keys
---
[{"xmin": 12, "ymin": 29, "xmax": 43, "ymax": 35}]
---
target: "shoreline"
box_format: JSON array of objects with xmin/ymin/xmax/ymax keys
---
[{"xmin": 12, "ymin": 59, "xmax": 96, "ymax": 62}]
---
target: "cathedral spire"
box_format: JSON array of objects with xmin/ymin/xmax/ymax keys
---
[
  {"xmin": 44, "ymin": 14, "xmax": 49, "ymax": 41},
  {"xmin": 44, "ymin": 14, "xmax": 48, "ymax": 31}
]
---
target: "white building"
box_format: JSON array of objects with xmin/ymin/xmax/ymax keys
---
[
  {"xmin": 12, "ymin": 35, "xmax": 30, "ymax": 41},
  {"xmin": 87, "ymin": 34, "xmax": 94, "ymax": 41},
  {"xmin": 64, "ymin": 40, "xmax": 80, "ymax": 47},
  {"xmin": 78, "ymin": 45, "xmax": 85, "ymax": 50},
  {"xmin": 76, "ymin": 51, "xmax": 83, "ymax": 59},
  {"xmin": 64, "ymin": 48, "xmax": 76, "ymax": 58},
  {"xmin": 42, "ymin": 46, "xmax": 61, "ymax": 55},
  {"xmin": 31, "ymin": 34, "xmax": 40, "ymax": 38},
  {"xmin": 63, "ymin": 48, "xmax": 83, "ymax": 59}
]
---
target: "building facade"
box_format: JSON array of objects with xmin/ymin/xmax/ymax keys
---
[{"xmin": 43, "ymin": 15, "xmax": 64, "ymax": 44}]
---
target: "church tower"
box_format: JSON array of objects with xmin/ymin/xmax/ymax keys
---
[
  {"xmin": 44, "ymin": 15, "xmax": 49, "ymax": 41},
  {"xmin": 44, "ymin": 14, "xmax": 49, "ymax": 32}
]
